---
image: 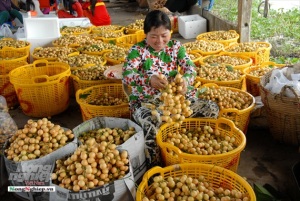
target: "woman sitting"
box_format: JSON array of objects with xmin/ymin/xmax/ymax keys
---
[
  {"xmin": 122, "ymin": 10, "xmax": 219, "ymax": 169},
  {"xmin": 83, "ymin": 0, "xmax": 110, "ymax": 26},
  {"xmin": 57, "ymin": 0, "xmax": 84, "ymax": 18}
]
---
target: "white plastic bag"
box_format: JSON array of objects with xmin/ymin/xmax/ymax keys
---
[
  {"xmin": 104, "ymin": 64, "xmax": 123, "ymax": 79},
  {"xmin": 0, "ymin": 24, "xmax": 14, "ymax": 38},
  {"xmin": 13, "ymin": 27, "xmax": 25, "ymax": 39},
  {"xmin": 265, "ymin": 67, "xmax": 300, "ymax": 97},
  {"xmin": 0, "ymin": 95, "xmax": 18, "ymax": 151}
]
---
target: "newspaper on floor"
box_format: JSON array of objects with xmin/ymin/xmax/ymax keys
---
[{"xmin": 4, "ymin": 137, "xmax": 78, "ymax": 201}]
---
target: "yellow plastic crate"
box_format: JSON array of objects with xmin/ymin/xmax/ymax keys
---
[
  {"xmin": 243, "ymin": 61, "xmax": 286, "ymax": 96},
  {"xmin": 115, "ymin": 31, "xmax": 146, "ymax": 48},
  {"xmin": 156, "ymin": 118, "xmax": 246, "ymax": 172},
  {"xmin": 116, "ymin": 33, "xmax": 139, "ymax": 48},
  {"xmin": 199, "ymin": 52, "xmax": 253, "ymax": 71},
  {"xmin": 32, "ymin": 47, "xmax": 79, "ymax": 62},
  {"xmin": 223, "ymin": 42, "xmax": 272, "ymax": 65},
  {"xmin": 103, "ymin": 51, "xmax": 126, "ymax": 65},
  {"xmin": 125, "ymin": 28, "xmax": 143, "ymax": 35},
  {"xmin": 52, "ymin": 40, "xmax": 83, "ymax": 48},
  {"xmin": 60, "ymin": 26, "xmax": 92, "ymax": 35},
  {"xmin": 136, "ymin": 163, "xmax": 256, "ymax": 201},
  {"xmin": 0, "ymin": 53, "xmax": 28, "ymax": 74},
  {"xmin": 9, "ymin": 60, "xmax": 71, "ymax": 117},
  {"xmin": 198, "ymin": 83, "xmax": 255, "ymax": 133},
  {"xmin": 97, "ymin": 37, "xmax": 118, "ymax": 45},
  {"xmin": 116, "ymin": 30, "xmax": 172, "ymax": 48},
  {"xmin": 75, "ymin": 83, "xmax": 130, "ymax": 121},
  {"xmin": 187, "ymin": 51, "xmax": 202, "ymax": 64},
  {"xmin": 65, "ymin": 52, "xmax": 107, "ymax": 67},
  {"xmin": 71, "ymin": 74, "xmax": 122, "ymax": 96},
  {"xmin": 0, "ymin": 39, "xmax": 30, "ymax": 62},
  {"xmin": 183, "ymin": 40, "xmax": 224, "ymax": 56},
  {"xmin": 195, "ymin": 73, "xmax": 246, "ymax": 90},
  {"xmin": 91, "ymin": 25, "xmax": 125, "ymax": 34},
  {"xmin": 135, "ymin": 30, "xmax": 147, "ymax": 42},
  {"xmin": 81, "ymin": 49, "xmax": 112, "ymax": 56},
  {"xmin": 0, "ymin": 74, "xmax": 19, "ymax": 108},
  {"xmin": 196, "ymin": 30, "xmax": 240, "ymax": 46}
]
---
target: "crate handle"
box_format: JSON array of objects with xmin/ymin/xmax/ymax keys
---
[
  {"xmin": 68, "ymin": 52, "xmax": 80, "ymax": 57},
  {"xmin": 141, "ymin": 166, "xmax": 163, "ymax": 181},
  {"xmin": 75, "ymin": 88, "xmax": 84, "ymax": 102},
  {"xmin": 32, "ymin": 59, "xmax": 49, "ymax": 67},
  {"xmin": 32, "ymin": 75, "xmax": 50, "ymax": 83},
  {"xmin": 161, "ymin": 140, "xmax": 183, "ymax": 155},
  {"xmin": 82, "ymin": 63, "xmax": 95, "ymax": 68},
  {"xmin": 31, "ymin": 60, "xmax": 50, "ymax": 83},
  {"xmin": 70, "ymin": 74, "xmax": 80, "ymax": 81},
  {"xmin": 218, "ymin": 108, "xmax": 241, "ymax": 117},
  {"xmin": 216, "ymin": 117, "xmax": 236, "ymax": 129}
]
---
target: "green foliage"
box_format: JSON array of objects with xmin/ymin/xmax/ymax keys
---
[{"xmin": 212, "ymin": 0, "xmax": 300, "ymax": 64}]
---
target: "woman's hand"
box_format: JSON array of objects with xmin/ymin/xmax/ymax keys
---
[{"xmin": 150, "ymin": 75, "xmax": 168, "ymax": 90}]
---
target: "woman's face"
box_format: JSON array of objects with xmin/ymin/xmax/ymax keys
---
[{"xmin": 146, "ymin": 26, "xmax": 171, "ymax": 52}]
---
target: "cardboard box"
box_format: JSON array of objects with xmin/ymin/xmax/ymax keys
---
[{"xmin": 178, "ymin": 14, "xmax": 207, "ymax": 39}]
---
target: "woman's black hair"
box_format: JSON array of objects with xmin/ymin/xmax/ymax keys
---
[
  {"xmin": 143, "ymin": 10, "xmax": 171, "ymax": 34},
  {"xmin": 19, "ymin": 0, "xmax": 35, "ymax": 11},
  {"xmin": 62, "ymin": 0, "xmax": 76, "ymax": 15},
  {"xmin": 90, "ymin": 0, "xmax": 97, "ymax": 15},
  {"xmin": 69, "ymin": 0, "xmax": 75, "ymax": 15}
]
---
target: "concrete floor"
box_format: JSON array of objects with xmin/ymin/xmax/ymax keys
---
[{"xmin": 1, "ymin": 1, "xmax": 300, "ymax": 200}]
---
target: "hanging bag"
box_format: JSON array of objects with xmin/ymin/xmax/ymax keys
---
[{"xmin": 0, "ymin": 24, "xmax": 14, "ymax": 38}]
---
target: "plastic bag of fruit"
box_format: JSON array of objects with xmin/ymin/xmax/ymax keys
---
[
  {"xmin": 0, "ymin": 95, "xmax": 17, "ymax": 152},
  {"xmin": 0, "ymin": 95, "xmax": 17, "ymax": 188},
  {"xmin": 103, "ymin": 64, "xmax": 123, "ymax": 79}
]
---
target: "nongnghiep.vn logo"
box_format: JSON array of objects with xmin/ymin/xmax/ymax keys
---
[
  {"xmin": 8, "ymin": 186, "xmax": 55, "ymax": 192},
  {"xmin": 8, "ymin": 164, "xmax": 52, "ymax": 185}
]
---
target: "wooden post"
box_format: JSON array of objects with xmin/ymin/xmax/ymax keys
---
[
  {"xmin": 264, "ymin": 0, "xmax": 269, "ymax": 17},
  {"xmin": 237, "ymin": 0, "xmax": 252, "ymax": 42}
]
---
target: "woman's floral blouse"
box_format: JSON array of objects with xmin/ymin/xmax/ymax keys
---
[{"xmin": 122, "ymin": 39, "xmax": 197, "ymax": 110}]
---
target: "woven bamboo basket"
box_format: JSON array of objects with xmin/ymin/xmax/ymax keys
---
[{"xmin": 259, "ymin": 69, "xmax": 300, "ymax": 145}]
